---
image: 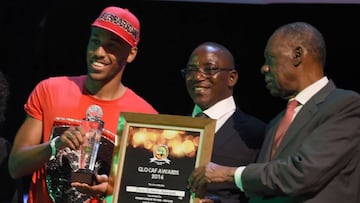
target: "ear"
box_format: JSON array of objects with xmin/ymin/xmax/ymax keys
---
[
  {"xmin": 126, "ymin": 47, "xmax": 138, "ymax": 63},
  {"xmin": 293, "ymin": 46, "xmax": 303, "ymax": 67},
  {"xmin": 228, "ymin": 69, "xmax": 238, "ymax": 87}
]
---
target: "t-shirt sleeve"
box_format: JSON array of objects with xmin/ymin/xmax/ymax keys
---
[{"xmin": 24, "ymin": 79, "xmax": 49, "ymax": 120}]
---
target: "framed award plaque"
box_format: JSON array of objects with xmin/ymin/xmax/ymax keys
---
[{"xmin": 108, "ymin": 112, "xmax": 216, "ymax": 203}]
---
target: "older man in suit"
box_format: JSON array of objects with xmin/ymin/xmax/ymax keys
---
[
  {"xmin": 187, "ymin": 22, "xmax": 360, "ymax": 203},
  {"xmin": 182, "ymin": 41, "xmax": 266, "ymax": 203}
]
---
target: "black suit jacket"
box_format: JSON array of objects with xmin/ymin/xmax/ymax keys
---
[
  {"xmin": 243, "ymin": 80, "xmax": 360, "ymax": 203},
  {"xmin": 205, "ymin": 108, "xmax": 266, "ymax": 203}
]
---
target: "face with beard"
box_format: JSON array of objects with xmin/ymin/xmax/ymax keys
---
[{"xmin": 86, "ymin": 27, "xmax": 135, "ymax": 83}]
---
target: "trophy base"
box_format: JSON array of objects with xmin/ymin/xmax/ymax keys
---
[{"xmin": 70, "ymin": 169, "xmax": 95, "ymax": 185}]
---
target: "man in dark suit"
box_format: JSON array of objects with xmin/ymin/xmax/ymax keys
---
[
  {"xmin": 187, "ymin": 22, "xmax": 360, "ymax": 203},
  {"xmin": 181, "ymin": 41, "xmax": 266, "ymax": 203}
]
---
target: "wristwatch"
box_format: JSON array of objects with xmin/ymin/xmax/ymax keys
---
[{"xmin": 49, "ymin": 136, "xmax": 59, "ymax": 161}]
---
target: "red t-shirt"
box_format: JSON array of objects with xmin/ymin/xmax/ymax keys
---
[{"xmin": 24, "ymin": 75, "xmax": 158, "ymax": 203}]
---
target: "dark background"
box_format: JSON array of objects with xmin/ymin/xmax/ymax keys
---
[
  {"xmin": 1, "ymin": 0, "xmax": 359, "ymax": 150},
  {"xmin": 1, "ymin": 0, "xmax": 360, "ymax": 196}
]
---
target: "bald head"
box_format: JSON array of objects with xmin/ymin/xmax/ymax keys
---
[
  {"xmin": 185, "ymin": 41, "xmax": 238, "ymax": 110},
  {"xmin": 191, "ymin": 42, "xmax": 235, "ymax": 69},
  {"xmin": 261, "ymin": 22, "xmax": 327, "ymax": 99},
  {"xmin": 273, "ymin": 22, "xmax": 327, "ymax": 68}
]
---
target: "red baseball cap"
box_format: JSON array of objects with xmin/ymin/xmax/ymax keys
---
[{"xmin": 91, "ymin": 6, "xmax": 140, "ymax": 47}]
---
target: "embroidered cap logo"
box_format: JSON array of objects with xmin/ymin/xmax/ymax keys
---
[
  {"xmin": 98, "ymin": 12, "xmax": 139, "ymax": 44},
  {"xmin": 92, "ymin": 7, "xmax": 140, "ymax": 47}
]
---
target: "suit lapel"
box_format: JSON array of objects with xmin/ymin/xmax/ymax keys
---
[
  {"xmin": 273, "ymin": 104, "xmax": 316, "ymax": 157},
  {"xmin": 271, "ymin": 80, "xmax": 337, "ymax": 158},
  {"xmin": 261, "ymin": 115, "xmax": 282, "ymax": 161},
  {"xmin": 212, "ymin": 110, "xmax": 239, "ymax": 153}
]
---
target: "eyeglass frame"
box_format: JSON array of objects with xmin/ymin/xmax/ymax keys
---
[{"xmin": 180, "ymin": 66, "xmax": 235, "ymax": 79}]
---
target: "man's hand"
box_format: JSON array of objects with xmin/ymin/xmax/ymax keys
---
[
  {"xmin": 199, "ymin": 198, "xmax": 215, "ymax": 203},
  {"xmin": 71, "ymin": 174, "xmax": 108, "ymax": 197},
  {"xmin": 187, "ymin": 162, "xmax": 237, "ymax": 196}
]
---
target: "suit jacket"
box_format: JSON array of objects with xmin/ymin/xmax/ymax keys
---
[
  {"xmin": 243, "ymin": 80, "xmax": 360, "ymax": 203},
  {"xmin": 206, "ymin": 108, "xmax": 266, "ymax": 203}
]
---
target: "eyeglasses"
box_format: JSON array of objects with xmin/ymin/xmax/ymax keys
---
[{"xmin": 180, "ymin": 66, "xmax": 234, "ymax": 79}]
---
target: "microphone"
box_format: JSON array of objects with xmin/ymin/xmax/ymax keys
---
[
  {"xmin": 86, "ymin": 104, "xmax": 103, "ymax": 121},
  {"xmin": 84, "ymin": 105, "xmax": 104, "ymax": 172}
]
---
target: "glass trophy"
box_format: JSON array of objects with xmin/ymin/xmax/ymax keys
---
[
  {"xmin": 70, "ymin": 118, "xmax": 104, "ymax": 185},
  {"xmin": 45, "ymin": 105, "xmax": 111, "ymax": 202}
]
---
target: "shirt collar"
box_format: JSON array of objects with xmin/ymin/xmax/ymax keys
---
[
  {"xmin": 192, "ymin": 96, "xmax": 236, "ymax": 119},
  {"xmin": 295, "ymin": 76, "xmax": 329, "ymax": 105}
]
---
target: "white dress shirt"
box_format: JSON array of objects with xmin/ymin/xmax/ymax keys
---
[{"xmin": 192, "ymin": 96, "xmax": 236, "ymax": 133}]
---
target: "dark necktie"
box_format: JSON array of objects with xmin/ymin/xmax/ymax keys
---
[
  {"xmin": 271, "ymin": 99, "xmax": 298, "ymax": 157},
  {"xmin": 195, "ymin": 112, "xmax": 209, "ymax": 118}
]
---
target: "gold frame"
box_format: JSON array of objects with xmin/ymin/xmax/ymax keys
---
[{"xmin": 108, "ymin": 112, "xmax": 216, "ymax": 203}]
